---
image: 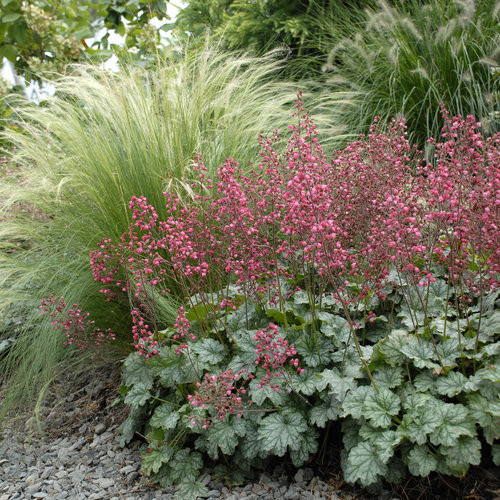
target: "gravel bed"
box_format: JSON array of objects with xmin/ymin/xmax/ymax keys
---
[{"xmin": 0, "ymin": 366, "xmax": 348, "ymax": 500}]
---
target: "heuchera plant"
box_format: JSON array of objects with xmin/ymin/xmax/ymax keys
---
[{"xmin": 46, "ymin": 96, "xmax": 499, "ymax": 498}]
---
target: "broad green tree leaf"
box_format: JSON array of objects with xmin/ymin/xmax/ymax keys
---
[
  {"xmin": 343, "ymin": 441, "xmax": 388, "ymax": 487},
  {"xmin": 258, "ymin": 412, "xmax": 308, "ymax": 457},
  {"xmin": 407, "ymin": 445, "xmax": 438, "ymax": 476},
  {"xmin": 150, "ymin": 403, "xmax": 180, "ymax": 430},
  {"xmin": 191, "ymin": 338, "xmax": 226, "ymax": 365},
  {"xmin": 141, "ymin": 444, "xmax": 175, "ymax": 475},
  {"xmin": 362, "ymin": 388, "xmax": 401, "ymax": 428}
]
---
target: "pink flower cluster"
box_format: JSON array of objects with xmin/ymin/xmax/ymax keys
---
[
  {"xmin": 40, "ymin": 294, "xmax": 115, "ymax": 354},
  {"xmin": 187, "ymin": 369, "xmax": 250, "ymax": 428},
  {"xmin": 254, "ymin": 323, "xmax": 303, "ymax": 391},
  {"xmin": 88, "ymin": 95, "xmax": 499, "ymax": 352}
]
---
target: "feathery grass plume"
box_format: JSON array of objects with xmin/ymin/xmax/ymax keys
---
[
  {"xmin": 321, "ymin": 0, "xmax": 499, "ymax": 149},
  {"xmin": 0, "ymin": 45, "xmax": 321, "ymax": 418}
]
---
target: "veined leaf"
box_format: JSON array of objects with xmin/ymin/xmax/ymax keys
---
[
  {"xmin": 290, "ymin": 427, "xmax": 319, "ymax": 467},
  {"xmin": 150, "ymin": 403, "xmax": 180, "ymax": 430},
  {"xmin": 124, "ymin": 384, "xmax": 151, "ymax": 408},
  {"xmin": 191, "ymin": 338, "xmax": 226, "ymax": 365},
  {"xmin": 362, "ymin": 388, "xmax": 401, "ymax": 428},
  {"xmin": 435, "ymin": 371, "xmax": 477, "ymax": 397},
  {"xmin": 206, "ymin": 416, "xmax": 246, "ymax": 456},
  {"xmin": 358, "ymin": 425, "xmax": 401, "ymax": 462},
  {"xmin": 141, "ymin": 444, "xmax": 175, "ymax": 475},
  {"xmin": 343, "ymin": 441, "xmax": 388, "ymax": 487},
  {"xmin": 441, "ymin": 436, "xmax": 481, "ymax": 472},
  {"xmin": 342, "ymin": 418, "xmax": 361, "ymax": 451},
  {"xmin": 123, "ymin": 352, "xmax": 154, "ymax": 389},
  {"xmin": 320, "ymin": 314, "xmax": 351, "ymax": 343},
  {"xmin": 435, "ymin": 339, "xmax": 461, "ymax": 367},
  {"xmin": 248, "ymin": 376, "xmax": 287, "ymax": 406},
  {"xmin": 290, "ymin": 369, "xmax": 320, "ymax": 395},
  {"xmin": 378, "ymin": 330, "xmax": 409, "ymax": 365},
  {"xmin": 429, "ymin": 402, "xmax": 475, "ymax": 447},
  {"xmin": 373, "ymin": 365, "xmax": 403, "ymax": 389},
  {"xmin": 147, "ymin": 346, "xmax": 187, "ymax": 387},
  {"xmin": 316, "ymin": 368, "xmax": 356, "ymax": 401},
  {"xmin": 118, "ymin": 405, "xmax": 147, "ymax": 447},
  {"xmin": 170, "ymin": 449, "xmax": 204, "ymax": 483},
  {"xmin": 176, "ymin": 480, "xmax": 209, "ymax": 500},
  {"xmin": 309, "ymin": 395, "xmax": 340, "ymax": 427},
  {"xmin": 295, "ymin": 334, "xmax": 333, "ymax": 367},
  {"xmin": 413, "ymin": 371, "xmax": 438, "ymax": 393},
  {"xmin": 341, "ymin": 386, "xmax": 374, "ymax": 419},
  {"xmin": 407, "ymin": 445, "xmax": 438, "ymax": 477},
  {"xmin": 400, "ymin": 403, "xmax": 441, "ymax": 445},
  {"xmin": 400, "ymin": 336, "xmax": 439, "ymax": 369},
  {"xmin": 258, "ymin": 412, "xmax": 308, "ymax": 457}
]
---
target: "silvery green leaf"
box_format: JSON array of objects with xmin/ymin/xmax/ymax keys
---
[
  {"xmin": 124, "ymin": 384, "xmax": 151, "ymax": 408},
  {"xmin": 407, "ymin": 445, "xmax": 437, "ymax": 476},
  {"xmin": 362, "ymin": 388, "xmax": 401, "ymax": 428},
  {"xmin": 147, "ymin": 346, "xmax": 187, "ymax": 387},
  {"xmin": 378, "ymin": 330, "xmax": 410, "ymax": 365},
  {"xmin": 429, "ymin": 402, "xmax": 475, "ymax": 447},
  {"xmin": 358, "ymin": 425, "xmax": 401, "ymax": 462},
  {"xmin": 293, "ymin": 290, "xmax": 310, "ymax": 305},
  {"xmin": 240, "ymin": 423, "xmax": 264, "ymax": 460},
  {"xmin": 258, "ymin": 412, "xmax": 308, "ymax": 457},
  {"xmin": 206, "ymin": 416, "xmax": 246, "ymax": 456},
  {"xmin": 478, "ymin": 310, "xmax": 500, "ymax": 337},
  {"xmin": 248, "ymin": 377, "xmax": 287, "ymax": 406},
  {"xmin": 492, "ymin": 444, "xmax": 500, "ymax": 466},
  {"xmin": 295, "ymin": 334, "xmax": 333, "ymax": 367},
  {"xmin": 400, "ymin": 403, "xmax": 441, "ymax": 445},
  {"xmin": 428, "ymin": 279, "xmax": 448, "ymax": 302},
  {"xmin": 441, "ymin": 436, "xmax": 481, "ymax": 472},
  {"xmin": 398, "ymin": 308, "xmax": 425, "ymax": 331},
  {"xmin": 150, "ymin": 403, "xmax": 180, "ymax": 430},
  {"xmin": 373, "ymin": 365, "xmax": 403, "ymax": 389},
  {"xmin": 400, "ymin": 337, "xmax": 439, "ymax": 369},
  {"xmin": 176, "ymin": 480, "xmax": 209, "ymax": 500},
  {"xmin": 435, "ymin": 371, "xmax": 477, "ymax": 397},
  {"xmin": 141, "ymin": 444, "xmax": 174, "ymax": 475},
  {"xmin": 170, "ymin": 449, "xmax": 203, "ymax": 483},
  {"xmin": 123, "ymin": 352, "xmax": 154, "ymax": 389},
  {"xmin": 191, "ymin": 338, "xmax": 226, "ymax": 365},
  {"xmin": 474, "ymin": 363, "xmax": 500, "ymax": 384},
  {"xmin": 290, "ymin": 427, "xmax": 319, "ymax": 467},
  {"xmin": 341, "ymin": 386, "xmax": 374, "ymax": 419},
  {"xmin": 320, "ymin": 314, "xmax": 351, "ymax": 344},
  {"xmin": 413, "ymin": 371, "xmax": 438, "ymax": 393},
  {"xmin": 290, "ymin": 369, "xmax": 320, "ymax": 396},
  {"xmin": 309, "ymin": 395, "xmax": 340, "ymax": 427},
  {"xmin": 118, "ymin": 405, "xmax": 147, "ymax": 447},
  {"xmin": 342, "ymin": 418, "xmax": 361, "ymax": 450},
  {"xmin": 435, "ymin": 339, "xmax": 461, "ymax": 367},
  {"xmin": 402, "ymin": 392, "xmax": 434, "ymax": 412},
  {"xmin": 316, "ymin": 368, "xmax": 356, "ymax": 401},
  {"xmin": 343, "ymin": 441, "xmax": 387, "ymax": 487}
]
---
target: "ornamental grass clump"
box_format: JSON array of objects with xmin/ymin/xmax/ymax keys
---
[
  {"xmin": 90, "ymin": 98, "xmax": 498, "ymax": 497},
  {"xmin": 321, "ymin": 0, "xmax": 499, "ymax": 149},
  {"xmin": 0, "ymin": 47, "xmax": 316, "ymax": 418}
]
